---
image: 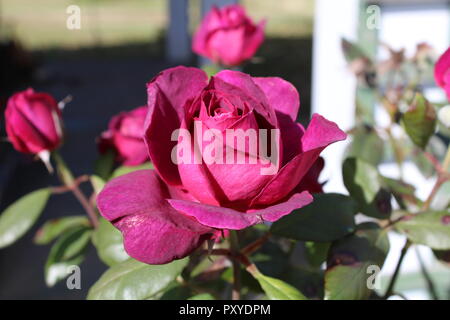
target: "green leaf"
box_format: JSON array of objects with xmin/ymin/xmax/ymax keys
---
[
  {"xmin": 325, "ymin": 265, "xmax": 373, "ymax": 300},
  {"xmin": 87, "ymin": 258, "xmax": 188, "ymax": 300},
  {"xmin": 325, "ymin": 223, "xmax": 390, "ymax": 300},
  {"xmin": 159, "ymin": 283, "xmax": 194, "ymax": 300},
  {"xmin": 92, "ymin": 217, "xmax": 129, "ymax": 266},
  {"xmin": 188, "ymin": 293, "xmax": 215, "ymax": 300},
  {"xmin": 284, "ymin": 267, "xmax": 324, "ymax": 299},
  {"xmin": 343, "ymin": 158, "xmax": 392, "ymax": 219},
  {"xmin": 395, "ymin": 211, "xmax": 450, "ymax": 249},
  {"xmin": 90, "ymin": 175, "xmax": 105, "ymax": 196},
  {"xmin": 45, "ymin": 225, "xmax": 92, "ymax": 287},
  {"xmin": 271, "ymin": 193, "xmax": 357, "ymax": 242},
  {"xmin": 111, "ymin": 162, "xmax": 154, "ymax": 179},
  {"xmin": 305, "ymin": 242, "xmax": 330, "ymax": 268},
  {"xmin": 382, "ymin": 177, "xmax": 418, "ymax": 209},
  {"xmin": 0, "ymin": 188, "xmax": 51, "ymax": 248},
  {"xmin": 94, "ymin": 149, "xmax": 116, "ymax": 181},
  {"xmin": 401, "ymin": 93, "xmax": 437, "ymax": 149},
  {"xmin": 249, "ymin": 268, "xmax": 307, "ymax": 300},
  {"xmin": 341, "ymin": 38, "xmax": 371, "ymax": 63},
  {"xmin": 346, "ymin": 126, "xmax": 384, "ymax": 166},
  {"xmin": 433, "ymin": 250, "xmax": 450, "ymax": 266},
  {"xmin": 34, "ymin": 216, "xmax": 90, "ymax": 245}
]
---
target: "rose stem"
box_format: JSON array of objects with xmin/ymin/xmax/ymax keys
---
[
  {"xmin": 415, "ymin": 247, "xmax": 439, "ymax": 300},
  {"xmin": 229, "ymin": 230, "xmax": 241, "ymax": 300},
  {"xmin": 52, "ymin": 152, "xmax": 99, "ymax": 228},
  {"xmin": 383, "ymin": 240, "xmax": 411, "ymax": 299}
]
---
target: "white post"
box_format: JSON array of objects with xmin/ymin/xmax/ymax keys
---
[{"xmin": 311, "ymin": 0, "xmax": 360, "ymax": 194}]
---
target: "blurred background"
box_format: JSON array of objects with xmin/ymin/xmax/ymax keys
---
[{"xmin": 0, "ymin": 0, "xmax": 449, "ymax": 299}]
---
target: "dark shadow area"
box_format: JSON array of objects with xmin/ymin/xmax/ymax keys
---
[{"xmin": 0, "ymin": 35, "xmax": 312, "ymax": 299}]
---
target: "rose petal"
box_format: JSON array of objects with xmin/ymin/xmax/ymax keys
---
[
  {"xmin": 253, "ymin": 77, "xmax": 300, "ymax": 122},
  {"xmin": 435, "ymin": 47, "xmax": 450, "ymax": 88},
  {"xmin": 250, "ymin": 114, "xmax": 346, "ymax": 206},
  {"xmin": 168, "ymin": 191, "xmax": 313, "ymax": 230},
  {"xmin": 276, "ymin": 111, "xmax": 305, "ymax": 165},
  {"xmin": 97, "ymin": 170, "xmax": 216, "ymax": 265},
  {"xmin": 241, "ymin": 20, "xmax": 266, "ymax": 62},
  {"xmin": 207, "ymin": 27, "xmax": 246, "ymax": 66},
  {"xmin": 213, "ymin": 70, "xmax": 278, "ymax": 127},
  {"xmin": 145, "ymin": 66, "xmax": 208, "ymax": 186}
]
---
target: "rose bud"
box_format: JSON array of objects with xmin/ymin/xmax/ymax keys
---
[
  {"xmin": 435, "ymin": 46, "xmax": 450, "ymax": 100},
  {"xmin": 192, "ymin": 4, "xmax": 265, "ymax": 67},
  {"xmin": 5, "ymin": 88, "xmax": 63, "ymax": 160},
  {"xmin": 98, "ymin": 106, "xmax": 149, "ymax": 166},
  {"xmin": 97, "ymin": 66, "xmax": 346, "ymax": 265}
]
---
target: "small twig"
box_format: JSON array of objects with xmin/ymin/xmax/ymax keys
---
[
  {"xmin": 422, "ymin": 176, "xmax": 447, "ymax": 211},
  {"xmin": 384, "ymin": 240, "xmax": 411, "ymax": 299},
  {"xmin": 415, "ymin": 247, "xmax": 439, "ymax": 300},
  {"xmin": 71, "ymin": 184, "xmax": 99, "ymax": 228},
  {"xmin": 242, "ymin": 232, "xmax": 271, "ymax": 256},
  {"xmin": 50, "ymin": 175, "xmax": 89, "ymax": 194},
  {"xmin": 424, "ymin": 151, "xmax": 443, "ymax": 173}
]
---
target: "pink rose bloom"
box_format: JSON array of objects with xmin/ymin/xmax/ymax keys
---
[
  {"xmin": 435, "ymin": 46, "xmax": 450, "ymax": 100},
  {"xmin": 5, "ymin": 88, "xmax": 63, "ymax": 154},
  {"xmin": 98, "ymin": 106, "xmax": 149, "ymax": 166},
  {"xmin": 192, "ymin": 4, "xmax": 265, "ymax": 67},
  {"xmin": 97, "ymin": 66, "xmax": 346, "ymax": 264}
]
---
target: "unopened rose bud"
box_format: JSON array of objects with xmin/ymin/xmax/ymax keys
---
[{"xmin": 5, "ymin": 88, "xmax": 63, "ymax": 155}]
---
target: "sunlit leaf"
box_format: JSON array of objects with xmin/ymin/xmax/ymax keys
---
[
  {"xmin": 0, "ymin": 188, "xmax": 51, "ymax": 248},
  {"xmin": 34, "ymin": 216, "xmax": 90, "ymax": 245},
  {"xmin": 87, "ymin": 258, "xmax": 188, "ymax": 300},
  {"xmin": 92, "ymin": 217, "xmax": 129, "ymax": 266}
]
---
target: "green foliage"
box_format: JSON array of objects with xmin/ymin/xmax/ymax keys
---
[
  {"xmin": 34, "ymin": 216, "xmax": 90, "ymax": 245},
  {"xmin": 395, "ymin": 211, "xmax": 450, "ymax": 250},
  {"xmin": 45, "ymin": 225, "xmax": 92, "ymax": 287},
  {"xmin": 0, "ymin": 188, "xmax": 51, "ymax": 248},
  {"xmin": 249, "ymin": 267, "xmax": 307, "ymax": 300},
  {"xmin": 271, "ymin": 193, "xmax": 357, "ymax": 242},
  {"xmin": 92, "ymin": 217, "xmax": 129, "ymax": 266},
  {"xmin": 401, "ymin": 93, "xmax": 437, "ymax": 149},
  {"xmin": 343, "ymin": 158, "xmax": 392, "ymax": 219},
  {"xmin": 87, "ymin": 258, "xmax": 188, "ymax": 300},
  {"xmin": 324, "ymin": 223, "xmax": 390, "ymax": 300},
  {"xmin": 346, "ymin": 126, "xmax": 384, "ymax": 166}
]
